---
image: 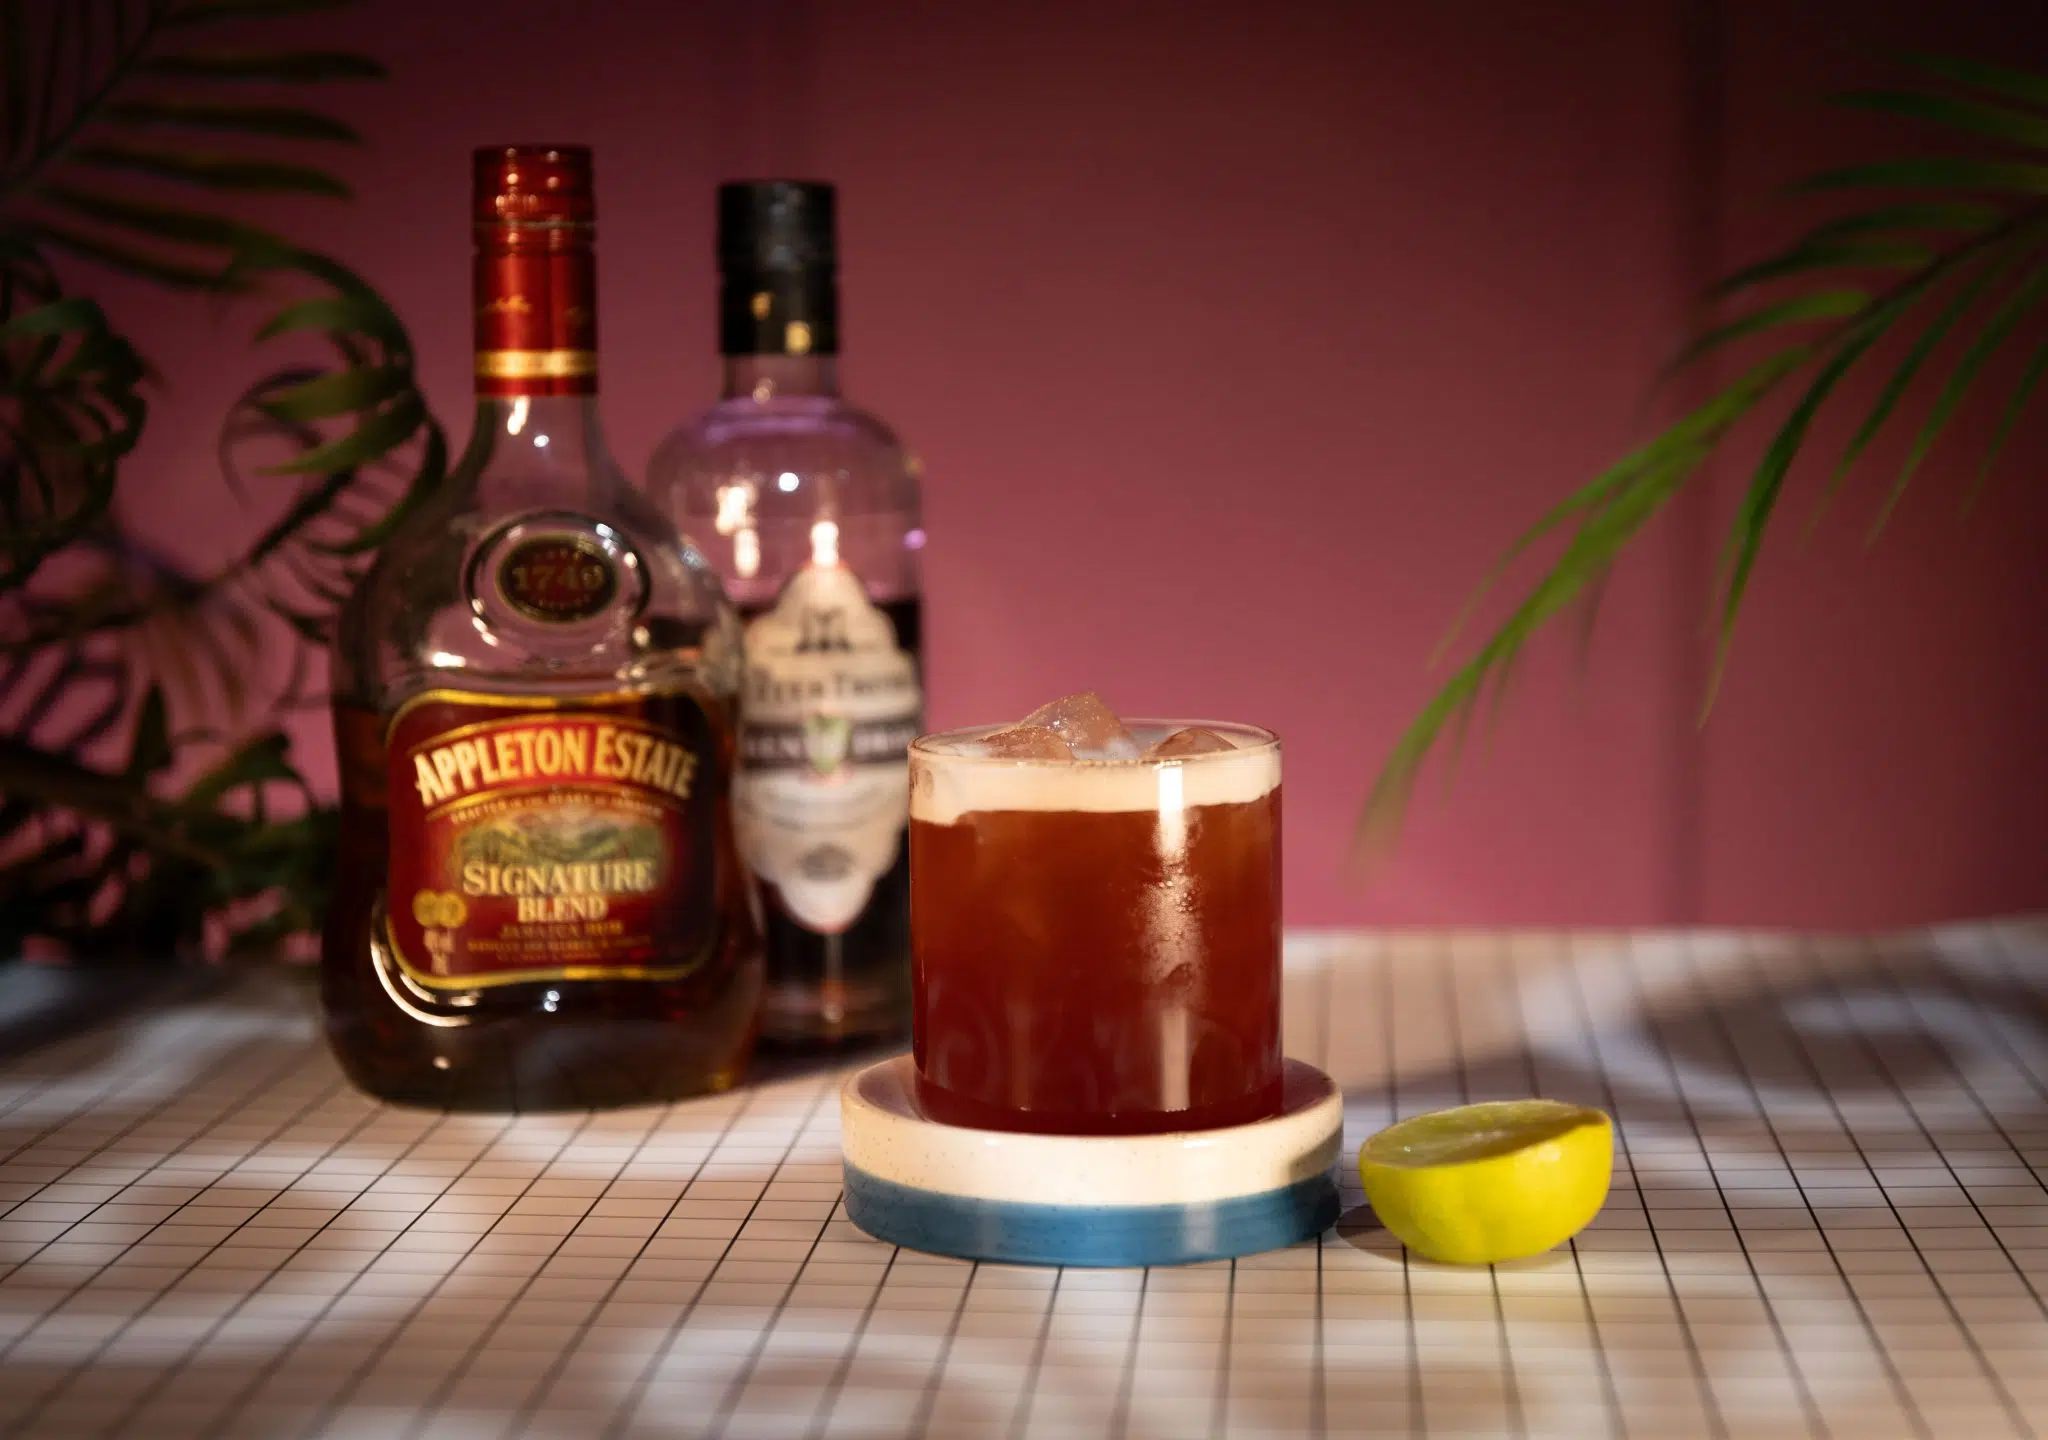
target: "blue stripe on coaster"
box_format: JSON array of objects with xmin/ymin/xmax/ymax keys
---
[{"xmin": 842, "ymin": 1165, "xmax": 1340, "ymax": 1268}]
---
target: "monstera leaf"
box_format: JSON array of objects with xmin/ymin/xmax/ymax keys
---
[
  {"xmin": 0, "ymin": 285, "xmax": 146, "ymax": 594},
  {"xmin": 0, "ymin": 0, "xmax": 443, "ymax": 960},
  {"xmin": 1364, "ymin": 56, "xmax": 2048, "ymax": 851}
]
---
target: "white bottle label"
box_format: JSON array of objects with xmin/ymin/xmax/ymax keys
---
[{"xmin": 734, "ymin": 564, "xmax": 922, "ymax": 933}]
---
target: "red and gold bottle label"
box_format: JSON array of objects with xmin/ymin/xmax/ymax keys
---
[
  {"xmin": 474, "ymin": 239, "xmax": 597, "ymax": 398},
  {"xmin": 382, "ymin": 689, "xmax": 718, "ymax": 989}
]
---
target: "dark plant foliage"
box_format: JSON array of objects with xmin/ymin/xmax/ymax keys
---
[{"xmin": 0, "ymin": 0, "xmax": 441, "ymax": 961}]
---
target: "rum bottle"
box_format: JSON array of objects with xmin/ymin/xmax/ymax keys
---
[{"xmin": 321, "ymin": 146, "xmax": 761, "ymax": 1109}]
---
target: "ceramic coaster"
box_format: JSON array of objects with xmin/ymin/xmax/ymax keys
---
[{"xmin": 839, "ymin": 1057, "xmax": 1343, "ymax": 1267}]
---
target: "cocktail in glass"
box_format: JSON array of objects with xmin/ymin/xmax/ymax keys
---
[{"xmin": 908, "ymin": 700, "xmax": 1282, "ymax": 1136}]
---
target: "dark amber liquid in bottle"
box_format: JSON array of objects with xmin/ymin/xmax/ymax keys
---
[
  {"xmin": 319, "ymin": 147, "xmax": 761, "ymax": 1109},
  {"xmin": 322, "ymin": 694, "xmax": 761, "ymax": 1112}
]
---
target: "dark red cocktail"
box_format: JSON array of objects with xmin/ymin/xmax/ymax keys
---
[{"xmin": 909, "ymin": 697, "xmax": 1281, "ymax": 1136}]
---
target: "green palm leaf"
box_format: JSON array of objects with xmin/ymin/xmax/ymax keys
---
[
  {"xmin": 1968, "ymin": 337, "xmax": 2048, "ymax": 506},
  {"xmin": 1709, "ymin": 335, "xmax": 1881, "ymax": 702},
  {"xmin": 35, "ymin": 181, "xmax": 265, "ymax": 245},
  {"xmin": 73, "ymin": 142, "xmax": 349, "ymax": 195},
  {"xmin": 1835, "ymin": 92, "xmax": 2048, "ymax": 150},
  {"xmin": 1876, "ymin": 253, "xmax": 2048, "ymax": 531},
  {"xmin": 1, "ymin": 2, "xmax": 374, "ymax": 292},
  {"xmin": 255, "ymin": 361, "xmax": 410, "ymax": 423},
  {"xmin": 1361, "ymin": 352, "xmax": 1805, "ymax": 851},
  {"xmin": 1665, "ymin": 290, "xmax": 1870, "ymax": 371},
  {"xmin": 1805, "ymin": 201, "xmax": 2004, "ymax": 242},
  {"xmin": 209, "ymin": 240, "xmax": 444, "ymax": 634},
  {"xmin": 1709, "ymin": 239, "xmax": 1931, "ymax": 296},
  {"xmin": 18, "ymin": 218, "xmax": 231, "ymax": 286},
  {"xmin": 2, "ymin": 6, "xmax": 30, "ymax": 164},
  {"xmin": 105, "ymin": 98, "xmax": 358, "ymax": 141},
  {"xmin": 1798, "ymin": 157, "xmax": 2048, "ymax": 194},
  {"xmin": 1902, "ymin": 55, "xmax": 2048, "ymax": 110},
  {"xmin": 1822, "ymin": 247, "xmax": 2019, "ymax": 510},
  {"xmin": 142, "ymin": 49, "xmax": 382, "ymax": 82},
  {"xmin": 254, "ymin": 291, "xmax": 405, "ymax": 345},
  {"xmin": 162, "ymin": 0, "xmax": 357, "ymax": 23},
  {"xmin": 1, "ymin": 1, "xmax": 415, "ymax": 612},
  {"xmin": 261, "ymin": 389, "xmax": 425, "ymax": 476},
  {"xmin": 1364, "ymin": 52, "xmax": 2048, "ymax": 858}
]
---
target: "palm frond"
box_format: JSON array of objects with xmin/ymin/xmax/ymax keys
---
[
  {"xmin": 1710, "ymin": 239, "xmax": 1932, "ymax": 297},
  {"xmin": 1901, "ymin": 55, "xmax": 2048, "ymax": 111},
  {"xmin": 1966, "ymin": 336, "xmax": 2048, "ymax": 508},
  {"xmin": 0, "ymin": 0, "xmax": 432, "ymax": 960},
  {"xmin": 161, "ymin": 0, "xmax": 358, "ymax": 24},
  {"xmin": 1875, "ymin": 250, "xmax": 2048, "ymax": 532},
  {"xmin": 1360, "ymin": 351, "xmax": 1806, "ymax": 853},
  {"xmin": 1707, "ymin": 335, "xmax": 1880, "ymax": 705},
  {"xmin": 1363, "ymin": 52, "xmax": 2048, "ymax": 857},
  {"xmin": 218, "ymin": 242, "xmax": 443, "ymax": 641},
  {"xmin": 1804, "ymin": 201, "xmax": 2005, "ymax": 241},
  {"xmin": 0, "ymin": 0, "xmax": 373, "ymax": 295},
  {"xmin": 1833, "ymin": 91, "xmax": 2048, "ymax": 150},
  {"xmin": 72, "ymin": 142, "xmax": 351, "ymax": 195},
  {"xmin": 1665, "ymin": 289, "xmax": 1872, "ymax": 371},
  {"xmin": 104, "ymin": 99, "xmax": 359, "ymax": 142},
  {"xmin": 2, "ymin": 242, "xmax": 443, "ymax": 679},
  {"xmin": 1798, "ymin": 157, "xmax": 2048, "ymax": 194},
  {"xmin": 142, "ymin": 49, "xmax": 381, "ymax": 81},
  {"xmin": 1817, "ymin": 244, "xmax": 2022, "ymax": 520}
]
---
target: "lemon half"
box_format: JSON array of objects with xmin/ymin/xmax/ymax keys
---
[{"xmin": 1358, "ymin": 1099, "xmax": 1614, "ymax": 1265}]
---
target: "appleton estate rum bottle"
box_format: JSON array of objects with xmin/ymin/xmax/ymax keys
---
[
  {"xmin": 649, "ymin": 182, "xmax": 923, "ymax": 1046},
  {"xmin": 321, "ymin": 147, "xmax": 761, "ymax": 1109}
]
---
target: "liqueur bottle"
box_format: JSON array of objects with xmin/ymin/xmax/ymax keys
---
[
  {"xmin": 321, "ymin": 146, "xmax": 761, "ymax": 1109},
  {"xmin": 649, "ymin": 182, "xmax": 924, "ymax": 1046}
]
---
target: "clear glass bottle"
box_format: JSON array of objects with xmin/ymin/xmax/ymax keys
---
[
  {"xmin": 649, "ymin": 181, "xmax": 923, "ymax": 1046},
  {"xmin": 321, "ymin": 146, "xmax": 761, "ymax": 1110}
]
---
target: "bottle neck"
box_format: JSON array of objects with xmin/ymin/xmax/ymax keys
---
[
  {"xmin": 458, "ymin": 393, "xmax": 618, "ymax": 504},
  {"xmin": 718, "ymin": 263, "xmax": 839, "ymax": 367},
  {"xmin": 465, "ymin": 217, "xmax": 615, "ymax": 498},
  {"xmin": 720, "ymin": 354, "xmax": 841, "ymax": 402},
  {"xmin": 474, "ymin": 220, "xmax": 598, "ymax": 399}
]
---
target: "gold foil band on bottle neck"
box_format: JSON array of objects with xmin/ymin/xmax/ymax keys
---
[{"xmin": 474, "ymin": 349, "xmax": 599, "ymax": 381}]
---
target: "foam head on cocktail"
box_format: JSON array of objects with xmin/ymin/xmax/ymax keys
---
[{"xmin": 909, "ymin": 693, "xmax": 1282, "ymax": 1136}]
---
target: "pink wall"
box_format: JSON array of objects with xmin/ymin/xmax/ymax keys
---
[{"xmin": 112, "ymin": 0, "xmax": 2048, "ymax": 929}]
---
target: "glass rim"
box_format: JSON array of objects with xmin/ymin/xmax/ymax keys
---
[{"xmin": 910, "ymin": 718, "xmax": 1280, "ymax": 767}]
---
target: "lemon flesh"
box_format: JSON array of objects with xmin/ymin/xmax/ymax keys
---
[{"xmin": 1358, "ymin": 1099, "xmax": 1613, "ymax": 1265}]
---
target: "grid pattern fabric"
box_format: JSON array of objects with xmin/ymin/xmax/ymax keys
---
[{"xmin": 0, "ymin": 923, "xmax": 2042, "ymax": 1439}]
